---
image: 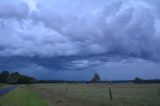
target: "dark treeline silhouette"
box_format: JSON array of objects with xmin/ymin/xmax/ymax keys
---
[
  {"xmin": 133, "ymin": 77, "xmax": 160, "ymax": 84},
  {"xmin": 0, "ymin": 71, "xmax": 160, "ymax": 84},
  {"xmin": 38, "ymin": 74, "xmax": 160, "ymax": 84},
  {"xmin": 0, "ymin": 71, "xmax": 36, "ymax": 84},
  {"xmin": 37, "ymin": 79, "xmax": 160, "ymax": 84},
  {"xmin": 38, "ymin": 80, "xmax": 91, "ymax": 84}
]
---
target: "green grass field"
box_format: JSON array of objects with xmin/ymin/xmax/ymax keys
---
[
  {"xmin": 0, "ymin": 85, "xmax": 47, "ymax": 106},
  {"xmin": 0, "ymin": 84, "xmax": 160, "ymax": 106},
  {"xmin": 31, "ymin": 84, "xmax": 160, "ymax": 106}
]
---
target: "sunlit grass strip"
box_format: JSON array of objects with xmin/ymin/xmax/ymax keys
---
[{"xmin": 0, "ymin": 85, "xmax": 48, "ymax": 106}]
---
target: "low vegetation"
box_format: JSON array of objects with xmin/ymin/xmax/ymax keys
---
[
  {"xmin": 0, "ymin": 85, "xmax": 47, "ymax": 106},
  {"xmin": 0, "ymin": 84, "xmax": 9, "ymax": 89},
  {"xmin": 0, "ymin": 84, "xmax": 5, "ymax": 89},
  {"xmin": 31, "ymin": 83, "xmax": 160, "ymax": 106}
]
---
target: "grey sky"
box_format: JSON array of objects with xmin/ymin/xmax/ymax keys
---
[{"xmin": 0, "ymin": 0, "xmax": 160, "ymax": 80}]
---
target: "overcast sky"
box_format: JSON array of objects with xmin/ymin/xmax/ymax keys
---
[{"xmin": 0, "ymin": 0, "xmax": 160, "ymax": 80}]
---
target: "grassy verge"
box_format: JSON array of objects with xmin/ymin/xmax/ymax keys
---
[
  {"xmin": 0, "ymin": 85, "xmax": 48, "ymax": 106},
  {"xmin": 0, "ymin": 84, "xmax": 10, "ymax": 89}
]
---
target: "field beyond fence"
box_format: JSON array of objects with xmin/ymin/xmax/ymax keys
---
[{"xmin": 30, "ymin": 83, "xmax": 160, "ymax": 106}]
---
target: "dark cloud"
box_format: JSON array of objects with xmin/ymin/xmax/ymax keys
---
[
  {"xmin": 0, "ymin": 0, "xmax": 29, "ymax": 19},
  {"xmin": 0, "ymin": 0, "xmax": 159, "ymax": 60},
  {"xmin": 0, "ymin": 0, "xmax": 160, "ymax": 79}
]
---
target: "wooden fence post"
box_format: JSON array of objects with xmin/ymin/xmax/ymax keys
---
[
  {"xmin": 123, "ymin": 96, "xmax": 126, "ymax": 106},
  {"xmin": 65, "ymin": 88, "xmax": 68, "ymax": 93},
  {"xmin": 109, "ymin": 87, "xmax": 113, "ymax": 101}
]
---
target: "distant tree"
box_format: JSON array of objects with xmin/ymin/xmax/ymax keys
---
[
  {"xmin": 0, "ymin": 71, "xmax": 10, "ymax": 83},
  {"xmin": 134, "ymin": 77, "xmax": 143, "ymax": 84},
  {"xmin": 11, "ymin": 72, "xmax": 20, "ymax": 76},
  {"xmin": 0, "ymin": 71, "xmax": 36, "ymax": 84},
  {"xmin": 91, "ymin": 73, "xmax": 100, "ymax": 83},
  {"xmin": 7, "ymin": 72, "xmax": 21, "ymax": 84},
  {"xmin": 18, "ymin": 75, "xmax": 36, "ymax": 84}
]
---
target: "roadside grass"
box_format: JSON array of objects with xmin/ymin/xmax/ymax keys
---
[
  {"xmin": 0, "ymin": 84, "xmax": 9, "ymax": 89},
  {"xmin": 31, "ymin": 83, "xmax": 160, "ymax": 106},
  {"xmin": 0, "ymin": 85, "xmax": 48, "ymax": 106}
]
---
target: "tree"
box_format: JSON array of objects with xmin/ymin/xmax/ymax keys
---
[
  {"xmin": 91, "ymin": 73, "xmax": 100, "ymax": 83},
  {"xmin": 0, "ymin": 71, "xmax": 10, "ymax": 83},
  {"xmin": 134, "ymin": 77, "xmax": 143, "ymax": 84},
  {"xmin": 7, "ymin": 72, "xmax": 21, "ymax": 84},
  {"xmin": 18, "ymin": 75, "xmax": 36, "ymax": 84},
  {"xmin": 0, "ymin": 71, "xmax": 36, "ymax": 84}
]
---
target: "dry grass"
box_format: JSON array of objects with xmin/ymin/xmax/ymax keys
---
[{"xmin": 30, "ymin": 83, "xmax": 160, "ymax": 106}]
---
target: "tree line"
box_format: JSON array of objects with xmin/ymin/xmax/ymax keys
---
[
  {"xmin": 0, "ymin": 71, "xmax": 160, "ymax": 84},
  {"xmin": 0, "ymin": 71, "xmax": 36, "ymax": 84}
]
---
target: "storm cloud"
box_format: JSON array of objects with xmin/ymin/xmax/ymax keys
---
[{"xmin": 0, "ymin": 0, "xmax": 160, "ymax": 80}]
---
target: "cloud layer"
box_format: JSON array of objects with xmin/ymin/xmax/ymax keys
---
[
  {"xmin": 0, "ymin": 0, "xmax": 160, "ymax": 79},
  {"xmin": 0, "ymin": 0, "xmax": 160, "ymax": 60}
]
